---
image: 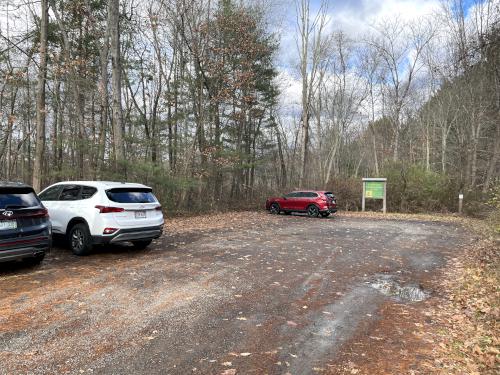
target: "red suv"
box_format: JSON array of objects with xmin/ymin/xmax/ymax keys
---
[{"xmin": 265, "ymin": 191, "xmax": 337, "ymax": 217}]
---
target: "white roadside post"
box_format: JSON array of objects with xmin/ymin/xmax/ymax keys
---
[
  {"xmin": 459, "ymin": 193, "xmax": 464, "ymax": 214},
  {"xmin": 383, "ymin": 181, "xmax": 387, "ymax": 214},
  {"xmin": 362, "ymin": 181, "xmax": 366, "ymax": 212}
]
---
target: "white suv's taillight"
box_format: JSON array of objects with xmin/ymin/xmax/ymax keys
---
[{"xmin": 95, "ymin": 205, "xmax": 125, "ymax": 213}]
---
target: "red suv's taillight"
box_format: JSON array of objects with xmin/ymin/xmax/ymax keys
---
[{"xmin": 95, "ymin": 205, "xmax": 124, "ymax": 213}]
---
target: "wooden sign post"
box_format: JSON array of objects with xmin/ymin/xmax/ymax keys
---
[{"xmin": 362, "ymin": 178, "xmax": 387, "ymax": 213}]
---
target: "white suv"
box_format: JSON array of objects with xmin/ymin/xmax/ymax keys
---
[{"xmin": 39, "ymin": 181, "xmax": 164, "ymax": 255}]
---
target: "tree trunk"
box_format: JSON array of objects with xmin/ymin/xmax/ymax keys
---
[
  {"xmin": 109, "ymin": 0, "xmax": 125, "ymax": 172},
  {"xmin": 97, "ymin": 23, "xmax": 110, "ymax": 179},
  {"xmin": 51, "ymin": 79, "xmax": 61, "ymax": 179},
  {"xmin": 275, "ymin": 123, "xmax": 287, "ymax": 188},
  {"xmin": 392, "ymin": 119, "xmax": 400, "ymax": 162},
  {"xmin": 470, "ymin": 120, "xmax": 482, "ymax": 189},
  {"xmin": 370, "ymin": 124, "xmax": 379, "ymax": 175},
  {"xmin": 33, "ymin": 0, "xmax": 48, "ymax": 192},
  {"xmin": 425, "ymin": 120, "xmax": 430, "ymax": 171},
  {"xmin": 441, "ymin": 125, "xmax": 448, "ymax": 173},
  {"xmin": 298, "ymin": 0, "xmax": 309, "ymax": 187}
]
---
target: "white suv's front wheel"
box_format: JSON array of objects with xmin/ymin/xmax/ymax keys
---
[{"xmin": 69, "ymin": 223, "xmax": 92, "ymax": 256}]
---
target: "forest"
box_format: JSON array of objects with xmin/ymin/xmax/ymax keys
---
[{"xmin": 0, "ymin": 0, "xmax": 498, "ymax": 215}]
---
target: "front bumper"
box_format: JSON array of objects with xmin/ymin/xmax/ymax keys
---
[{"xmin": 92, "ymin": 225, "xmax": 163, "ymax": 245}]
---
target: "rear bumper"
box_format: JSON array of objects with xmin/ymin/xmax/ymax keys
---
[
  {"xmin": 0, "ymin": 240, "xmax": 50, "ymax": 263},
  {"xmin": 92, "ymin": 225, "xmax": 163, "ymax": 245}
]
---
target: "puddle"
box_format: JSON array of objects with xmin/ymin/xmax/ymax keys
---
[{"xmin": 370, "ymin": 276, "xmax": 429, "ymax": 302}]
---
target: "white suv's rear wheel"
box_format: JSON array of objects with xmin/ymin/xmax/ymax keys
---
[{"xmin": 69, "ymin": 223, "xmax": 92, "ymax": 256}]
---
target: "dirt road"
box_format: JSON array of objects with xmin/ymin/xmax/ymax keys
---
[{"xmin": 0, "ymin": 212, "xmax": 468, "ymax": 374}]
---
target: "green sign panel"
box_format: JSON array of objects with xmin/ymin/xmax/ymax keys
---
[{"xmin": 365, "ymin": 181, "xmax": 385, "ymax": 199}]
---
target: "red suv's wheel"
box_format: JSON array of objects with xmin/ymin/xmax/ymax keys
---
[
  {"xmin": 269, "ymin": 203, "xmax": 280, "ymax": 214},
  {"xmin": 307, "ymin": 205, "xmax": 319, "ymax": 217}
]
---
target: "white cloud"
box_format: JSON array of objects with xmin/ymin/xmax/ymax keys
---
[
  {"xmin": 328, "ymin": 0, "xmax": 442, "ymax": 36},
  {"xmin": 276, "ymin": 67, "xmax": 302, "ymax": 114}
]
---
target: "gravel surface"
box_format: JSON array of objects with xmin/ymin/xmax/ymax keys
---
[{"xmin": 0, "ymin": 212, "xmax": 468, "ymax": 374}]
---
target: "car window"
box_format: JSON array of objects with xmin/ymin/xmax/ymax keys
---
[
  {"xmin": 106, "ymin": 188, "xmax": 157, "ymax": 203},
  {"xmin": 60, "ymin": 185, "xmax": 81, "ymax": 201},
  {"xmin": 0, "ymin": 187, "xmax": 41, "ymax": 209},
  {"xmin": 81, "ymin": 186, "xmax": 97, "ymax": 199},
  {"xmin": 285, "ymin": 192, "xmax": 299, "ymax": 198},
  {"xmin": 39, "ymin": 185, "xmax": 63, "ymax": 201},
  {"xmin": 306, "ymin": 192, "xmax": 318, "ymax": 198},
  {"xmin": 296, "ymin": 192, "xmax": 309, "ymax": 198}
]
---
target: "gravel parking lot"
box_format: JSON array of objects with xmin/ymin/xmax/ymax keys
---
[{"xmin": 0, "ymin": 212, "xmax": 468, "ymax": 375}]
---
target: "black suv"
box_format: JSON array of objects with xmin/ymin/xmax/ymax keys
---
[{"xmin": 0, "ymin": 182, "xmax": 51, "ymax": 264}]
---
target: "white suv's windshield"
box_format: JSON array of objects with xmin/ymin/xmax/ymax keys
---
[{"xmin": 106, "ymin": 188, "xmax": 157, "ymax": 203}]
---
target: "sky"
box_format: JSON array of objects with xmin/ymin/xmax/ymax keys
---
[
  {"xmin": 277, "ymin": 0, "xmax": 446, "ymax": 64},
  {"xmin": 274, "ymin": 0, "xmax": 486, "ymax": 116}
]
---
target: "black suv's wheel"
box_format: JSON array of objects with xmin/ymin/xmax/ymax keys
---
[
  {"xmin": 132, "ymin": 239, "xmax": 153, "ymax": 250},
  {"xmin": 320, "ymin": 212, "xmax": 330, "ymax": 218},
  {"xmin": 269, "ymin": 203, "xmax": 280, "ymax": 214},
  {"xmin": 307, "ymin": 205, "xmax": 319, "ymax": 217},
  {"xmin": 69, "ymin": 223, "xmax": 93, "ymax": 256}
]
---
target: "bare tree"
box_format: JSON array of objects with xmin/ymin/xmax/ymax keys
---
[
  {"xmin": 369, "ymin": 19, "xmax": 435, "ymax": 162},
  {"xmin": 32, "ymin": 0, "xmax": 48, "ymax": 192},
  {"xmin": 321, "ymin": 32, "xmax": 366, "ymax": 186},
  {"xmin": 295, "ymin": 0, "xmax": 329, "ymax": 186},
  {"xmin": 109, "ymin": 0, "xmax": 125, "ymax": 171}
]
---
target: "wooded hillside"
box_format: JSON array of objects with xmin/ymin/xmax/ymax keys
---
[{"xmin": 0, "ymin": 0, "xmax": 498, "ymax": 214}]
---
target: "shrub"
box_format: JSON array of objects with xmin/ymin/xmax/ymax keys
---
[
  {"xmin": 382, "ymin": 162, "xmax": 456, "ymax": 213},
  {"xmin": 486, "ymin": 185, "xmax": 500, "ymax": 233},
  {"xmin": 327, "ymin": 178, "xmax": 362, "ymax": 211}
]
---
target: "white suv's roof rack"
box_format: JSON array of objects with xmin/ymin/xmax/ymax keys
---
[{"xmin": 50, "ymin": 181, "xmax": 151, "ymax": 189}]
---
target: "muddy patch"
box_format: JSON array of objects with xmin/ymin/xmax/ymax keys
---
[
  {"xmin": 284, "ymin": 286, "xmax": 383, "ymax": 375},
  {"xmin": 404, "ymin": 251, "xmax": 445, "ymax": 271}
]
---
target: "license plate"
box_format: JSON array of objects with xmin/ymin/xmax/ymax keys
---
[
  {"xmin": 0, "ymin": 220, "xmax": 17, "ymax": 230},
  {"xmin": 135, "ymin": 211, "xmax": 146, "ymax": 219}
]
